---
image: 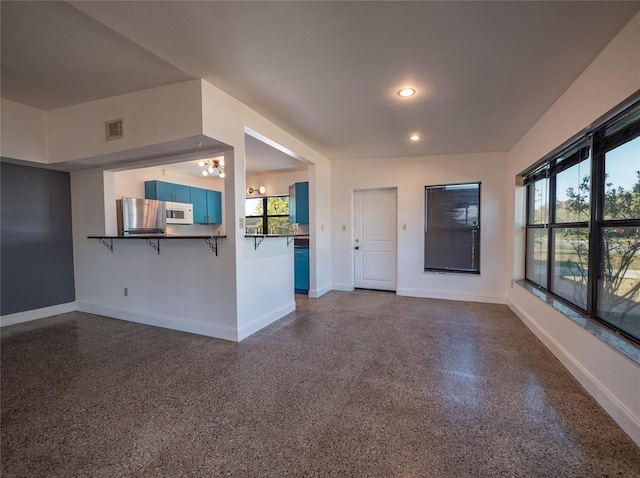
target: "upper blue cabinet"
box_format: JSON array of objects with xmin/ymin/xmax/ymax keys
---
[
  {"xmin": 190, "ymin": 187, "xmax": 222, "ymax": 224},
  {"xmin": 145, "ymin": 180, "xmax": 191, "ymax": 204},
  {"xmin": 190, "ymin": 187, "xmax": 207, "ymax": 222},
  {"xmin": 289, "ymin": 181, "xmax": 309, "ymax": 224},
  {"xmin": 206, "ymin": 190, "xmax": 222, "ymax": 224},
  {"xmin": 145, "ymin": 180, "xmax": 222, "ymax": 224}
]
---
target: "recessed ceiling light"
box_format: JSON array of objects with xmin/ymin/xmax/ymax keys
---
[
  {"xmin": 398, "ymin": 88, "xmax": 416, "ymax": 97},
  {"xmin": 410, "ymin": 134, "xmax": 420, "ymax": 141},
  {"xmin": 202, "ymin": 170, "xmax": 208, "ymax": 176},
  {"xmin": 198, "ymin": 161, "xmax": 205, "ymax": 167}
]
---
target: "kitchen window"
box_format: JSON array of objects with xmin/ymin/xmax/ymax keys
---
[
  {"xmin": 245, "ymin": 195, "xmax": 296, "ymax": 235},
  {"xmin": 424, "ymin": 182, "xmax": 481, "ymax": 273}
]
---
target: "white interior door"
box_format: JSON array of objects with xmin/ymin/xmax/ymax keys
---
[{"xmin": 354, "ymin": 189, "xmax": 397, "ymax": 291}]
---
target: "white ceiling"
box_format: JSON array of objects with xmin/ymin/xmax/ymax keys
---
[
  {"xmin": 0, "ymin": 1, "xmax": 193, "ymax": 109},
  {"xmin": 161, "ymin": 135, "xmax": 307, "ymax": 179},
  {"xmin": 2, "ymin": 1, "xmax": 639, "ymax": 165}
]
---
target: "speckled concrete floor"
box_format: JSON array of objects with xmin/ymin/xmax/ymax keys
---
[{"xmin": 2, "ymin": 290, "xmax": 639, "ymax": 477}]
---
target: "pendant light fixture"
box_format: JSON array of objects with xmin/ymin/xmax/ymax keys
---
[{"xmin": 199, "ymin": 158, "xmax": 225, "ymax": 178}]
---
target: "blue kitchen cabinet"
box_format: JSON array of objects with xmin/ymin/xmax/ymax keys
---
[
  {"xmin": 145, "ymin": 180, "xmax": 173, "ymax": 202},
  {"xmin": 294, "ymin": 247, "xmax": 310, "ymax": 294},
  {"xmin": 190, "ymin": 187, "xmax": 207, "ymax": 223},
  {"xmin": 145, "ymin": 180, "xmax": 191, "ymax": 203},
  {"xmin": 289, "ymin": 181, "xmax": 309, "ymax": 224},
  {"xmin": 190, "ymin": 187, "xmax": 222, "ymax": 224},
  {"xmin": 207, "ymin": 190, "xmax": 222, "ymax": 224}
]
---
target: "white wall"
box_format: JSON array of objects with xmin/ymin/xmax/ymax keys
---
[
  {"xmin": 200, "ymin": 81, "xmax": 333, "ymax": 332},
  {"xmin": 48, "ymin": 80, "xmax": 202, "ymax": 163},
  {"xmin": 309, "ymin": 162, "xmax": 332, "ymax": 297},
  {"xmin": 114, "ymin": 166, "xmax": 224, "ymax": 199},
  {"xmin": 72, "ymin": 168, "xmax": 239, "ymax": 340},
  {"xmin": 246, "ymin": 169, "xmax": 308, "ymax": 196},
  {"xmin": 0, "ymin": 99, "xmax": 48, "ymax": 163},
  {"xmin": 331, "ymin": 153, "xmax": 510, "ymax": 303},
  {"xmin": 507, "ymin": 12, "xmax": 640, "ymax": 445},
  {"xmin": 237, "ymin": 238, "xmax": 296, "ymax": 341}
]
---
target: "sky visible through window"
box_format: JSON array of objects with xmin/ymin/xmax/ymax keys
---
[
  {"xmin": 555, "ymin": 138, "xmax": 639, "ymax": 201},
  {"xmin": 604, "ymin": 137, "xmax": 640, "ymax": 191}
]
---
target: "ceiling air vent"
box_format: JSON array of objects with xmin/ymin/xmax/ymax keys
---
[{"xmin": 105, "ymin": 118, "xmax": 123, "ymax": 141}]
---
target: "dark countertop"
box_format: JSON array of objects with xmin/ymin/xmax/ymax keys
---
[
  {"xmin": 88, "ymin": 234, "xmax": 227, "ymax": 239},
  {"xmin": 244, "ymin": 234, "xmax": 309, "ymax": 238},
  {"xmin": 243, "ymin": 234, "xmax": 309, "ymax": 249}
]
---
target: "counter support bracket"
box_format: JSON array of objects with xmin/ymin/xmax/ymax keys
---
[
  {"xmin": 205, "ymin": 238, "xmax": 219, "ymax": 256},
  {"xmin": 98, "ymin": 238, "xmax": 113, "ymax": 253},
  {"xmin": 254, "ymin": 236, "xmax": 265, "ymax": 250},
  {"xmin": 145, "ymin": 238, "xmax": 160, "ymax": 254},
  {"xmin": 287, "ymin": 237, "xmax": 294, "ymax": 247}
]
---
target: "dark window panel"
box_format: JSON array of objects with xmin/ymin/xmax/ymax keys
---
[{"xmin": 425, "ymin": 183, "xmax": 480, "ymax": 273}]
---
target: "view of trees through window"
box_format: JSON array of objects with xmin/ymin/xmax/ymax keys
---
[
  {"xmin": 245, "ymin": 195, "xmax": 296, "ymax": 235},
  {"xmin": 524, "ymin": 100, "xmax": 640, "ymax": 343},
  {"xmin": 599, "ymin": 137, "xmax": 640, "ymax": 337}
]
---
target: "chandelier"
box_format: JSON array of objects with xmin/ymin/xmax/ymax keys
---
[{"xmin": 199, "ymin": 158, "xmax": 225, "ymax": 178}]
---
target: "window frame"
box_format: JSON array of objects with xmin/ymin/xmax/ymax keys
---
[
  {"xmin": 245, "ymin": 195, "xmax": 292, "ymax": 235},
  {"xmin": 523, "ymin": 97, "xmax": 640, "ymax": 344},
  {"xmin": 424, "ymin": 181, "xmax": 481, "ymax": 274},
  {"xmin": 524, "ymin": 176, "xmax": 550, "ymax": 288}
]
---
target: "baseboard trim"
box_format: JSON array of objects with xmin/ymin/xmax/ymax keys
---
[
  {"xmin": 507, "ymin": 298, "xmax": 640, "ymax": 447},
  {"xmin": 76, "ymin": 301, "xmax": 237, "ymax": 342},
  {"xmin": 396, "ymin": 288, "xmax": 507, "ymax": 304},
  {"xmin": 309, "ymin": 283, "xmax": 331, "ymax": 298},
  {"xmin": 1, "ymin": 302, "xmax": 77, "ymax": 327},
  {"xmin": 237, "ymin": 301, "xmax": 296, "ymax": 341},
  {"xmin": 331, "ymin": 283, "xmax": 355, "ymax": 292}
]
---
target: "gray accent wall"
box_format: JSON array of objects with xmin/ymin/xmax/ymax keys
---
[{"xmin": 1, "ymin": 162, "xmax": 75, "ymax": 315}]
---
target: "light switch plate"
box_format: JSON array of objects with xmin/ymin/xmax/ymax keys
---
[{"xmin": 239, "ymin": 218, "xmax": 244, "ymax": 229}]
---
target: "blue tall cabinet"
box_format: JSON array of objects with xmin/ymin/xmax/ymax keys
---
[
  {"xmin": 289, "ymin": 182, "xmax": 309, "ymax": 224},
  {"xmin": 294, "ymin": 247, "xmax": 310, "ymax": 294},
  {"xmin": 290, "ymin": 181, "xmax": 310, "ymax": 294}
]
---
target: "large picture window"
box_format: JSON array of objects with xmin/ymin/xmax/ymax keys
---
[
  {"xmin": 245, "ymin": 195, "xmax": 296, "ymax": 235},
  {"xmin": 425, "ymin": 182, "xmax": 480, "ymax": 273},
  {"xmin": 523, "ymin": 99, "xmax": 640, "ymax": 343}
]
